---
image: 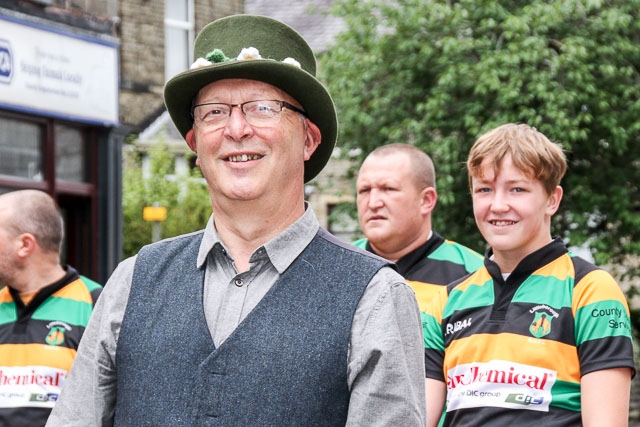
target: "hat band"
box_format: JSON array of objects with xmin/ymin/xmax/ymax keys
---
[{"xmin": 190, "ymin": 47, "xmax": 302, "ymax": 71}]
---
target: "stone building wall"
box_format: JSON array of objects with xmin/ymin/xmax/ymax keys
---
[
  {"xmin": 73, "ymin": 0, "xmax": 118, "ymax": 17},
  {"xmin": 306, "ymin": 152, "xmax": 358, "ymax": 241},
  {"xmin": 194, "ymin": 0, "xmax": 243, "ymax": 32},
  {"xmin": 119, "ymin": 0, "xmax": 243, "ymax": 132}
]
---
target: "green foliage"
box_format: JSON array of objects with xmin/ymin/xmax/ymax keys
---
[
  {"xmin": 122, "ymin": 142, "xmax": 211, "ymax": 258},
  {"xmin": 323, "ymin": 0, "xmax": 640, "ymax": 268}
]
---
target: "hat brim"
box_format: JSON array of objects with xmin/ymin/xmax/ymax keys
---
[{"xmin": 164, "ymin": 60, "xmax": 337, "ymax": 183}]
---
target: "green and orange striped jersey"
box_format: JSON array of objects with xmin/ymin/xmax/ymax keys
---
[
  {"xmin": 423, "ymin": 238, "xmax": 635, "ymax": 426},
  {"xmin": 354, "ymin": 231, "xmax": 483, "ymax": 312},
  {"xmin": 0, "ymin": 266, "xmax": 101, "ymax": 427}
]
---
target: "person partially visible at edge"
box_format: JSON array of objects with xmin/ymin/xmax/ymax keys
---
[
  {"xmin": 0, "ymin": 189, "xmax": 102, "ymax": 427},
  {"xmin": 354, "ymin": 143, "xmax": 483, "ymax": 313},
  {"xmin": 423, "ymin": 123, "xmax": 635, "ymax": 427},
  {"xmin": 46, "ymin": 14, "xmax": 426, "ymax": 426}
]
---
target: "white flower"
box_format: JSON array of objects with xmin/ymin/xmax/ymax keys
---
[
  {"xmin": 190, "ymin": 57, "xmax": 212, "ymax": 69},
  {"xmin": 282, "ymin": 57, "xmax": 301, "ymax": 68},
  {"xmin": 237, "ymin": 47, "xmax": 262, "ymax": 61}
]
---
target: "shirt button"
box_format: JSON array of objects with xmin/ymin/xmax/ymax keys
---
[{"xmin": 234, "ymin": 279, "xmax": 243, "ymax": 287}]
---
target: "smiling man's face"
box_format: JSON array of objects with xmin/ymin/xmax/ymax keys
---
[{"xmin": 186, "ymin": 79, "xmax": 318, "ymax": 206}]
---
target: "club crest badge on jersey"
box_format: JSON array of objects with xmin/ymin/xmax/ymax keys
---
[
  {"xmin": 45, "ymin": 321, "xmax": 72, "ymax": 346},
  {"xmin": 529, "ymin": 312, "xmax": 552, "ymax": 338}
]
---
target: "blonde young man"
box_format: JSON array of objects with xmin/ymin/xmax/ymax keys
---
[
  {"xmin": 0, "ymin": 190, "xmax": 101, "ymax": 427},
  {"xmin": 47, "ymin": 15, "xmax": 425, "ymax": 426},
  {"xmin": 355, "ymin": 143, "xmax": 483, "ymax": 312},
  {"xmin": 423, "ymin": 123, "xmax": 635, "ymax": 426}
]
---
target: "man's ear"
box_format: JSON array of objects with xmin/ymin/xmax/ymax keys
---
[
  {"xmin": 420, "ymin": 187, "xmax": 438, "ymax": 215},
  {"xmin": 16, "ymin": 233, "xmax": 37, "ymax": 259},
  {"xmin": 303, "ymin": 120, "xmax": 321, "ymax": 161},
  {"xmin": 185, "ymin": 130, "xmax": 200, "ymax": 166},
  {"xmin": 546, "ymin": 185, "xmax": 563, "ymax": 216},
  {"xmin": 186, "ymin": 129, "xmax": 197, "ymax": 152}
]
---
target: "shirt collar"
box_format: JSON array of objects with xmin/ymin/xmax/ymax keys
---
[{"xmin": 197, "ymin": 203, "xmax": 320, "ymax": 273}]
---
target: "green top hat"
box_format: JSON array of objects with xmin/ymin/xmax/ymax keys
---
[{"xmin": 164, "ymin": 14, "xmax": 338, "ymax": 183}]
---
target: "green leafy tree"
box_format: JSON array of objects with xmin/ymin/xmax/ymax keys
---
[
  {"xmin": 322, "ymin": 0, "xmax": 640, "ymax": 274},
  {"xmin": 122, "ymin": 141, "xmax": 211, "ymax": 258}
]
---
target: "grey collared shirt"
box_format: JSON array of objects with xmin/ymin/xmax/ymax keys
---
[{"xmin": 47, "ymin": 207, "xmax": 426, "ymax": 426}]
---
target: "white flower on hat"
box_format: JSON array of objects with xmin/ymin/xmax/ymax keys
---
[
  {"xmin": 190, "ymin": 57, "xmax": 212, "ymax": 69},
  {"xmin": 237, "ymin": 47, "xmax": 262, "ymax": 61},
  {"xmin": 282, "ymin": 57, "xmax": 301, "ymax": 68}
]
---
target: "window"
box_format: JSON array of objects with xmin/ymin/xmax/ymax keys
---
[
  {"xmin": 0, "ymin": 116, "xmax": 43, "ymax": 181},
  {"xmin": 55, "ymin": 123, "xmax": 91, "ymax": 183},
  {"xmin": 0, "ymin": 111, "xmax": 96, "ymax": 189},
  {"xmin": 164, "ymin": 0, "xmax": 194, "ymax": 81}
]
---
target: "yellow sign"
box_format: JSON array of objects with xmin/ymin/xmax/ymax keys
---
[{"xmin": 143, "ymin": 206, "xmax": 167, "ymax": 222}]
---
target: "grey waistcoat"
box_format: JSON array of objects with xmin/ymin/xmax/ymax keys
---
[{"xmin": 114, "ymin": 228, "xmax": 389, "ymax": 426}]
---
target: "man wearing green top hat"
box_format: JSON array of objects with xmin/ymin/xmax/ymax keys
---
[{"xmin": 47, "ymin": 14, "xmax": 425, "ymax": 426}]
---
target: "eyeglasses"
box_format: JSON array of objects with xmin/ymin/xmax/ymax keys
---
[{"xmin": 191, "ymin": 99, "xmax": 308, "ymax": 130}]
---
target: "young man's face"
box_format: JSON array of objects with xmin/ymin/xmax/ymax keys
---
[
  {"xmin": 356, "ymin": 151, "xmax": 434, "ymax": 260},
  {"xmin": 471, "ymin": 153, "xmax": 562, "ymax": 271}
]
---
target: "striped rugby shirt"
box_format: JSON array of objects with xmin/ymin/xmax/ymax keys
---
[
  {"xmin": 423, "ymin": 237, "xmax": 635, "ymax": 426},
  {"xmin": 0, "ymin": 266, "xmax": 101, "ymax": 427},
  {"xmin": 354, "ymin": 231, "xmax": 484, "ymax": 312}
]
